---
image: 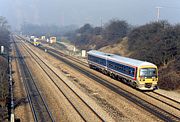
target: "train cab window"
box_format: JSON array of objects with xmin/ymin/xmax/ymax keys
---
[{"xmin": 140, "ymin": 68, "xmax": 157, "ymax": 78}]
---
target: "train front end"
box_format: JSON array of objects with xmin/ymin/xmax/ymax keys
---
[{"xmin": 136, "ymin": 65, "xmax": 158, "ymax": 90}]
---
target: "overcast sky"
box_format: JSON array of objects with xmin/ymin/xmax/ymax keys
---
[{"xmin": 0, "ymin": 0, "xmax": 180, "ymax": 29}]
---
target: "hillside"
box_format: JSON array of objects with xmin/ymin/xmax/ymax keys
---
[
  {"xmin": 99, "ymin": 36, "xmax": 180, "ymax": 90},
  {"xmin": 99, "ymin": 37, "xmax": 132, "ymax": 57}
]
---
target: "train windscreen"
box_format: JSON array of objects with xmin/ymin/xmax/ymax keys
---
[{"xmin": 140, "ymin": 68, "xmax": 157, "ymax": 78}]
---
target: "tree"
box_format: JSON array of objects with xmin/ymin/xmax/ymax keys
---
[
  {"xmin": 93, "ymin": 27, "xmax": 102, "ymax": 35},
  {"xmin": 77, "ymin": 23, "xmax": 93, "ymax": 34},
  {"xmin": 103, "ymin": 19, "xmax": 129, "ymax": 41},
  {"xmin": 127, "ymin": 21, "xmax": 179, "ymax": 66},
  {"xmin": 0, "ymin": 16, "xmax": 9, "ymax": 29},
  {"xmin": 0, "ymin": 16, "xmax": 10, "ymax": 50}
]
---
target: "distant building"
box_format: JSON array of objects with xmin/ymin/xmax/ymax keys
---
[
  {"xmin": 50, "ymin": 37, "xmax": 56, "ymax": 43},
  {"xmin": 41, "ymin": 36, "xmax": 46, "ymax": 40},
  {"xmin": 30, "ymin": 36, "xmax": 35, "ymax": 39},
  {"xmin": 81, "ymin": 50, "xmax": 86, "ymax": 57}
]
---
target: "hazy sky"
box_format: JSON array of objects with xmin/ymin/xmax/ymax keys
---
[{"xmin": 0, "ymin": 0, "xmax": 180, "ymax": 29}]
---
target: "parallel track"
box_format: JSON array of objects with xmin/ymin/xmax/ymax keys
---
[
  {"xmin": 153, "ymin": 91, "xmax": 180, "ymax": 105},
  {"xmin": 14, "ymin": 37, "xmax": 55, "ymax": 122},
  {"xmin": 41, "ymin": 46, "xmax": 180, "ymax": 112},
  {"xmin": 20, "ymin": 39, "xmax": 105, "ymax": 121},
  {"xmin": 18, "ymin": 35, "xmax": 180, "ymax": 121},
  {"xmin": 144, "ymin": 92, "xmax": 180, "ymax": 111},
  {"xmin": 38, "ymin": 44, "xmax": 180, "ymax": 122}
]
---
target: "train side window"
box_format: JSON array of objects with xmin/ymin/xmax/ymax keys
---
[
  {"xmin": 108, "ymin": 62, "xmax": 112, "ymax": 67},
  {"xmin": 113, "ymin": 63, "xmax": 116, "ymax": 69},
  {"xmin": 122, "ymin": 66, "xmax": 125, "ymax": 72},
  {"xmin": 127, "ymin": 67, "xmax": 130, "ymax": 74},
  {"xmin": 125, "ymin": 67, "xmax": 129, "ymax": 74},
  {"xmin": 132, "ymin": 71, "xmax": 134, "ymax": 76},
  {"xmin": 110, "ymin": 63, "xmax": 113, "ymax": 67}
]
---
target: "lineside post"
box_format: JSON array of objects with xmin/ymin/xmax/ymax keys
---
[{"xmin": 9, "ymin": 56, "xmax": 14, "ymax": 122}]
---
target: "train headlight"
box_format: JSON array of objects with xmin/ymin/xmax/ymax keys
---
[
  {"xmin": 140, "ymin": 78, "xmax": 145, "ymax": 81},
  {"xmin": 152, "ymin": 77, "xmax": 156, "ymax": 81},
  {"xmin": 140, "ymin": 76, "xmax": 145, "ymax": 81}
]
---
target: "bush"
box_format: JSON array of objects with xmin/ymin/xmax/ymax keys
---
[{"xmin": 159, "ymin": 72, "xmax": 180, "ymax": 90}]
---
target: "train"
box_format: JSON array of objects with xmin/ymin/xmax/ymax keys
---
[
  {"xmin": 30, "ymin": 38, "xmax": 41, "ymax": 46},
  {"xmin": 87, "ymin": 50, "xmax": 158, "ymax": 90}
]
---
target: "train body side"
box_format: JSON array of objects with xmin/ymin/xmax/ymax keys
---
[{"xmin": 87, "ymin": 50, "xmax": 158, "ymax": 90}]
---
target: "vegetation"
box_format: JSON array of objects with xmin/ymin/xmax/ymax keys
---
[
  {"xmin": 0, "ymin": 16, "xmax": 10, "ymax": 121},
  {"xmin": 65, "ymin": 19, "xmax": 130, "ymax": 50},
  {"xmin": 127, "ymin": 21, "xmax": 180, "ymax": 90},
  {"xmin": 21, "ymin": 23, "xmax": 77, "ymax": 39},
  {"xmin": 0, "ymin": 16, "xmax": 10, "ymax": 50},
  {"xmin": 65, "ymin": 20, "xmax": 180, "ymax": 90}
]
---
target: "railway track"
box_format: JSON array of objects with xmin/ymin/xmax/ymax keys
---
[
  {"xmin": 18, "ymin": 35, "xmax": 180, "ymax": 121},
  {"xmin": 13, "ymin": 37, "xmax": 55, "ymax": 122},
  {"xmin": 153, "ymin": 91, "xmax": 180, "ymax": 105},
  {"xmin": 36, "ymin": 43, "xmax": 180, "ymax": 121},
  {"xmin": 19, "ymin": 39, "xmax": 105, "ymax": 121},
  {"xmin": 40, "ymin": 46, "xmax": 180, "ymax": 112},
  {"xmin": 144, "ymin": 92, "xmax": 180, "ymax": 111}
]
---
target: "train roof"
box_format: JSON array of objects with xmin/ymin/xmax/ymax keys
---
[{"xmin": 87, "ymin": 50, "xmax": 157, "ymax": 67}]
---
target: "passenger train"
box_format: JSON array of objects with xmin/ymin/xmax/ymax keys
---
[{"xmin": 87, "ymin": 50, "xmax": 158, "ymax": 90}]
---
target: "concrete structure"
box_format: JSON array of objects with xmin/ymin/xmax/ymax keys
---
[
  {"xmin": 41, "ymin": 36, "xmax": 46, "ymax": 40},
  {"xmin": 47, "ymin": 39, "xmax": 49, "ymax": 42},
  {"xmin": 50, "ymin": 37, "xmax": 56, "ymax": 43},
  {"xmin": 1, "ymin": 46, "xmax": 4, "ymax": 54},
  {"xmin": 81, "ymin": 50, "xmax": 86, "ymax": 57}
]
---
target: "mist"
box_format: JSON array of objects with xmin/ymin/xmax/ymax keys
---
[{"xmin": 0, "ymin": 0, "xmax": 180, "ymax": 30}]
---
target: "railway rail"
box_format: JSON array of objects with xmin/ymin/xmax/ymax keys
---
[
  {"xmin": 38, "ymin": 43, "xmax": 180, "ymax": 122},
  {"xmin": 144, "ymin": 92, "xmax": 180, "ymax": 111},
  {"xmin": 40, "ymin": 45, "xmax": 180, "ymax": 112},
  {"xmin": 13, "ymin": 37, "xmax": 55, "ymax": 122},
  {"xmin": 19, "ymin": 39, "xmax": 105, "ymax": 121},
  {"xmin": 153, "ymin": 91, "xmax": 180, "ymax": 105},
  {"xmin": 18, "ymin": 35, "xmax": 180, "ymax": 121}
]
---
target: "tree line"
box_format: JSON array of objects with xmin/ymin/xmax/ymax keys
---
[
  {"xmin": 0, "ymin": 16, "xmax": 10, "ymax": 50},
  {"xmin": 65, "ymin": 19, "xmax": 131, "ymax": 49},
  {"xmin": 127, "ymin": 21, "xmax": 180, "ymax": 90},
  {"xmin": 0, "ymin": 16, "xmax": 10, "ymax": 121},
  {"xmin": 21, "ymin": 23, "xmax": 77, "ymax": 39}
]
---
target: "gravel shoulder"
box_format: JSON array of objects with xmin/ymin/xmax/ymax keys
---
[
  {"xmin": 12, "ymin": 43, "xmax": 34, "ymax": 122},
  {"xmin": 20, "ymin": 43, "xmax": 84, "ymax": 122}
]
